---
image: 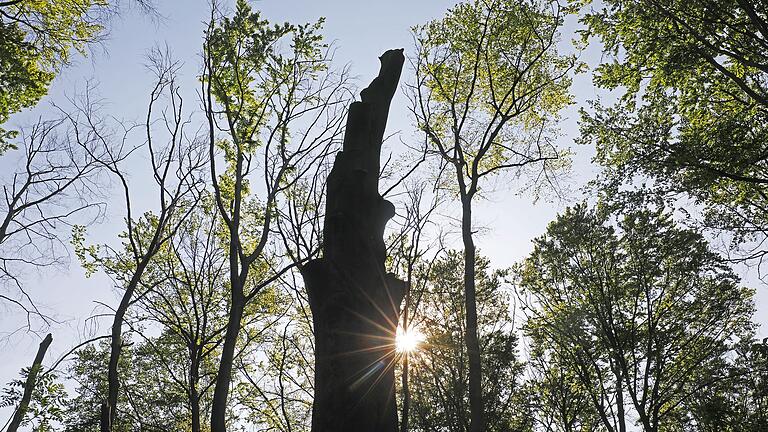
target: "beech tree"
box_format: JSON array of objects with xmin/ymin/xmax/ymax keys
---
[
  {"xmin": 521, "ymin": 201, "xmax": 756, "ymax": 432},
  {"xmin": 578, "ymin": 0, "xmax": 768, "ymax": 269},
  {"xmin": 202, "ymin": 2, "xmax": 348, "ymax": 430},
  {"xmin": 130, "ymin": 207, "xmax": 233, "ymax": 432},
  {"xmin": 407, "ymin": 251, "xmax": 530, "ymax": 432},
  {"xmin": 72, "ymin": 50, "xmax": 207, "ymax": 432},
  {"xmin": 0, "ymin": 0, "xmax": 155, "ymax": 148},
  {"xmin": 3, "ymin": 2, "xmax": 768, "ymax": 432},
  {"xmin": 527, "ymin": 350, "xmax": 599, "ymax": 432},
  {"xmin": 411, "ymin": 1, "xmax": 576, "ymax": 429},
  {"xmin": 683, "ymin": 337, "xmax": 768, "ymax": 431},
  {"xmin": 0, "ymin": 0, "xmax": 158, "ymax": 331}
]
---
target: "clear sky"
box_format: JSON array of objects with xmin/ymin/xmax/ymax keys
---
[{"xmin": 1, "ymin": 0, "xmax": 766, "ymax": 414}]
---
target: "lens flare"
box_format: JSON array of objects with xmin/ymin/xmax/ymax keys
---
[{"xmin": 395, "ymin": 325, "xmax": 424, "ymax": 353}]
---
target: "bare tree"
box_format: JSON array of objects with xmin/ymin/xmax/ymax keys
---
[
  {"xmin": 0, "ymin": 94, "xmax": 114, "ymax": 333},
  {"xmin": 70, "ymin": 49, "xmax": 208, "ymax": 432}
]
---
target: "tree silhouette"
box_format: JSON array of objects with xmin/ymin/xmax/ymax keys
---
[{"xmin": 301, "ymin": 49, "xmax": 407, "ymax": 432}]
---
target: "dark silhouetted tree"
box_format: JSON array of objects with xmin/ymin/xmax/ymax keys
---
[{"xmin": 300, "ymin": 48, "xmax": 407, "ymax": 432}]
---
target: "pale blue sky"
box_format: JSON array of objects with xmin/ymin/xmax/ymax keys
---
[{"xmin": 1, "ymin": 0, "xmax": 766, "ymax": 415}]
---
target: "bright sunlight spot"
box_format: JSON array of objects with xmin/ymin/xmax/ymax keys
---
[{"xmin": 396, "ymin": 325, "xmax": 425, "ymax": 353}]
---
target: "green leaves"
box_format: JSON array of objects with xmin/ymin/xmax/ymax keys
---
[
  {"xmin": 1, "ymin": 369, "xmax": 67, "ymax": 431},
  {"xmin": 405, "ymin": 251, "xmax": 531, "ymax": 431},
  {"xmin": 206, "ymin": 0, "xmax": 289, "ymax": 134},
  {"xmin": 579, "ymin": 0, "xmax": 768, "ymax": 262},
  {"xmin": 0, "ymin": 21, "xmax": 52, "ymax": 151},
  {"xmin": 413, "ymin": 0, "xmax": 577, "ymax": 199},
  {"xmin": 204, "ymin": 0, "xmax": 326, "ymax": 152},
  {"xmin": 521, "ymin": 199, "xmax": 756, "ymax": 431},
  {"xmin": 0, "ymin": 0, "xmax": 109, "ymax": 150}
]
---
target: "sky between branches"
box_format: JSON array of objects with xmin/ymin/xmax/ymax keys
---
[{"xmin": 0, "ymin": 0, "xmax": 765, "ymax": 404}]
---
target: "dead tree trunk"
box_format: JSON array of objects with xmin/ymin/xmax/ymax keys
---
[
  {"xmin": 7, "ymin": 333, "xmax": 53, "ymax": 432},
  {"xmin": 301, "ymin": 49, "xmax": 406, "ymax": 432}
]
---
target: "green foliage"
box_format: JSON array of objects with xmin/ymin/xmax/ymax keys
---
[
  {"xmin": 682, "ymin": 338, "xmax": 768, "ymax": 431},
  {"xmin": 67, "ymin": 204, "xmax": 289, "ymax": 430},
  {"xmin": 205, "ymin": 1, "xmax": 292, "ymax": 148},
  {"xmin": 578, "ymin": 0, "xmax": 768, "ymax": 258},
  {"xmin": 1, "ymin": 369, "xmax": 67, "ymax": 431},
  {"xmin": 0, "ymin": 0, "xmax": 109, "ymax": 150},
  {"xmin": 419, "ymin": 0, "xmax": 575, "ymax": 123},
  {"xmin": 237, "ymin": 297, "xmax": 315, "ymax": 432},
  {"xmin": 413, "ymin": 0, "xmax": 577, "ymax": 198},
  {"xmin": 64, "ymin": 337, "xmax": 192, "ymax": 432},
  {"xmin": 521, "ymin": 199, "xmax": 756, "ymax": 431},
  {"xmin": 0, "ymin": 21, "xmax": 52, "ymax": 151},
  {"xmin": 204, "ymin": 0, "xmax": 330, "ymax": 260},
  {"xmin": 204, "ymin": 0, "xmax": 326, "ymax": 155},
  {"xmin": 527, "ymin": 351, "xmax": 599, "ymax": 432},
  {"xmin": 72, "ymin": 211, "xmax": 172, "ymax": 286},
  {"xmin": 406, "ymin": 251, "xmax": 531, "ymax": 432}
]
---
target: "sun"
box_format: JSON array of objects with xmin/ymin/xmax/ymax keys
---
[{"xmin": 395, "ymin": 325, "xmax": 425, "ymax": 353}]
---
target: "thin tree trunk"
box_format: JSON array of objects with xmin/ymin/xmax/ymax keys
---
[
  {"xmin": 461, "ymin": 196, "xmax": 484, "ymax": 432},
  {"xmin": 101, "ymin": 265, "xmax": 147, "ymax": 432},
  {"xmin": 209, "ymin": 70, "xmax": 255, "ymax": 431},
  {"xmin": 7, "ymin": 333, "xmax": 53, "ymax": 432},
  {"xmin": 301, "ymin": 49, "xmax": 406, "ymax": 432},
  {"xmin": 190, "ymin": 351, "xmax": 202, "ymax": 432},
  {"xmin": 210, "ymin": 286, "xmax": 244, "ymax": 432},
  {"xmin": 615, "ymin": 367, "xmax": 626, "ymax": 432},
  {"xmin": 190, "ymin": 394, "xmax": 202, "ymax": 432},
  {"xmin": 400, "ymin": 354, "xmax": 410, "ymax": 432}
]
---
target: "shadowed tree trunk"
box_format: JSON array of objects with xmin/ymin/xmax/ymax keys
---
[
  {"xmin": 7, "ymin": 333, "xmax": 53, "ymax": 432},
  {"xmin": 301, "ymin": 49, "xmax": 407, "ymax": 432}
]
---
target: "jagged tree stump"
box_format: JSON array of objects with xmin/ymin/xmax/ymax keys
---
[{"xmin": 301, "ymin": 49, "xmax": 407, "ymax": 432}]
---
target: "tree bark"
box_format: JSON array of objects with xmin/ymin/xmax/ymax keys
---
[
  {"xmin": 615, "ymin": 367, "xmax": 626, "ymax": 432},
  {"xmin": 461, "ymin": 196, "xmax": 484, "ymax": 432},
  {"xmin": 7, "ymin": 333, "xmax": 53, "ymax": 432},
  {"xmin": 301, "ymin": 49, "xmax": 407, "ymax": 432},
  {"xmin": 101, "ymin": 261, "xmax": 148, "ymax": 432},
  {"xmin": 189, "ymin": 351, "xmax": 202, "ymax": 432},
  {"xmin": 210, "ymin": 284, "xmax": 244, "ymax": 432}
]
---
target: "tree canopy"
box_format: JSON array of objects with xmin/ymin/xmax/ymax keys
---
[
  {"xmin": 0, "ymin": 0, "xmax": 147, "ymax": 150},
  {"xmin": 579, "ymin": 0, "xmax": 768, "ymax": 265},
  {"xmin": 1, "ymin": 1, "xmax": 767, "ymax": 432},
  {"xmin": 522, "ymin": 200, "xmax": 756, "ymax": 431}
]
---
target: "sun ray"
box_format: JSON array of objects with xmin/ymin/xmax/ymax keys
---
[{"xmin": 395, "ymin": 325, "xmax": 424, "ymax": 353}]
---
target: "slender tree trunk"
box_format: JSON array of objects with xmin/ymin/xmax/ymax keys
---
[
  {"xmin": 615, "ymin": 367, "xmax": 626, "ymax": 432},
  {"xmin": 189, "ymin": 351, "xmax": 202, "ymax": 432},
  {"xmin": 460, "ymin": 195, "xmax": 484, "ymax": 432},
  {"xmin": 101, "ymin": 265, "xmax": 147, "ymax": 432},
  {"xmin": 210, "ymin": 285, "xmax": 244, "ymax": 432},
  {"xmin": 190, "ymin": 394, "xmax": 202, "ymax": 432},
  {"xmin": 7, "ymin": 333, "xmax": 52, "ymax": 432},
  {"xmin": 301, "ymin": 49, "xmax": 407, "ymax": 432},
  {"xmin": 400, "ymin": 354, "xmax": 410, "ymax": 432}
]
